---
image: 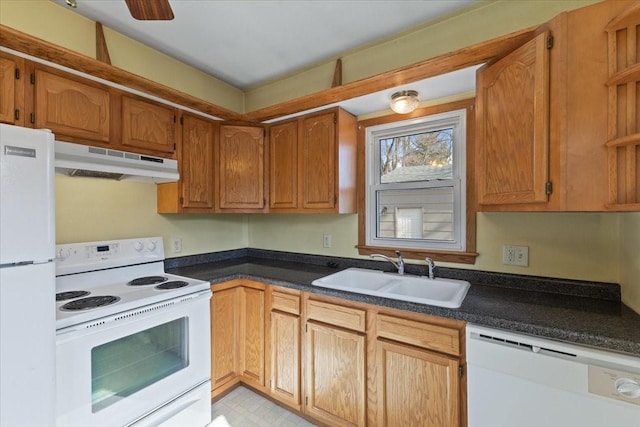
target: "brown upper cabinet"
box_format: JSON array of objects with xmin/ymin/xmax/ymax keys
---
[
  {"xmin": 157, "ymin": 113, "xmax": 217, "ymax": 213},
  {"xmin": 121, "ymin": 94, "xmax": 177, "ymax": 154},
  {"xmin": 159, "ymin": 120, "xmax": 267, "ymax": 214},
  {"xmin": 0, "ymin": 57, "xmax": 16, "ymax": 124},
  {"xmin": 269, "ymin": 107, "xmax": 357, "ymax": 213},
  {"xmin": 216, "ymin": 124, "xmax": 266, "ymax": 211},
  {"xmin": 180, "ymin": 114, "xmax": 216, "ymax": 211},
  {"xmin": 476, "ymin": 31, "xmax": 550, "ymax": 206},
  {"xmin": 33, "ymin": 68, "xmax": 112, "ymax": 145},
  {"xmin": 1, "ymin": 57, "xmax": 179, "ymax": 158},
  {"xmin": 0, "ymin": 53, "xmax": 25, "ymax": 126},
  {"xmin": 476, "ymin": 0, "xmax": 638, "ymax": 211},
  {"xmin": 605, "ymin": 2, "xmax": 640, "ymax": 210},
  {"xmin": 269, "ymin": 120, "xmax": 298, "ymax": 210}
]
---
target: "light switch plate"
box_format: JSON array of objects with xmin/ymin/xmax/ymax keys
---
[{"xmin": 171, "ymin": 237, "xmax": 182, "ymax": 253}]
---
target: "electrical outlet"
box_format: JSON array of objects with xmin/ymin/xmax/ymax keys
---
[
  {"xmin": 503, "ymin": 245, "xmax": 529, "ymax": 267},
  {"xmin": 323, "ymin": 233, "xmax": 332, "ymax": 248},
  {"xmin": 171, "ymin": 237, "xmax": 182, "ymax": 254}
]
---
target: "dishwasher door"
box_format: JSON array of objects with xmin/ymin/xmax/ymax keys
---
[{"xmin": 466, "ymin": 325, "xmax": 640, "ymax": 427}]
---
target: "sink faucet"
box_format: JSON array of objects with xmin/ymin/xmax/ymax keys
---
[
  {"xmin": 370, "ymin": 250, "xmax": 405, "ymax": 275},
  {"xmin": 425, "ymin": 257, "xmax": 435, "ymax": 279}
]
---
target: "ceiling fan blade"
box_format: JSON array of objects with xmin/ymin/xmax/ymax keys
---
[{"xmin": 125, "ymin": 0, "xmax": 174, "ymax": 21}]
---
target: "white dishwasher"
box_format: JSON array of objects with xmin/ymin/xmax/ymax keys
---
[{"xmin": 466, "ymin": 325, "xmax": 640, "ymax": 427}]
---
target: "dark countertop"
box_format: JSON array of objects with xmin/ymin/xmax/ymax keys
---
[{"xmin": 166, "ymin": 249, "xmax": 640, "ymax": 357}]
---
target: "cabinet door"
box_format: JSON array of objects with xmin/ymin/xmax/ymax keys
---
[
  {"xmin": 605, "ymin": 3, "xmax": 640, "ymax": 209},
  {"xmin": 211, "ymin": 287, "xmax": 239, "ymax": 392},
  {"xmin": 300, "ymin": 112, "xmax": 336, "ymax": 209},
  {"xmin": 376, "ymin": 339, "xmax": 460, "ymax": 427},
  {"xmin": 476, "ymin": 31, "xmax": 550, "ymax": 205},
  {"xmin": 239, "ymin": 287, "xmax": 265, "ymax": 386},
  {"xmin": 181, "ymin": 114, "xmax": 215, "ymax": 210},
  {"xmin": 270, "ymin": 310, "xmax": 300, "ymax": 407},
  {"xmin": 305, "ymin": 321, "xmax": 366, "ymax": 427},
  {"xmin": 121, "ymin": 95, "xmax": 176, "ymax": 154},
  {"xmin": 0, "ymin": 57, "xmax": 17, "ymax": 124},
  {"xmin": 218, "ymin": 125, "xmax": 265, "ymax": 209},
  {"xmin": 269, "ymin": 120, "xmax": 298, "ymax": 209},
  {"xmin": 34, "ymin": 70, "xmax": 110, "ymax": 143}
]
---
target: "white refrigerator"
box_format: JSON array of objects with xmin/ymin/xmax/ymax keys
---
[{"xmin": 0, "ymin": 124, "xmax": 56, "ymax": 426}]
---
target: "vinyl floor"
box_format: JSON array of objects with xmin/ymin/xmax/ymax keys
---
[{"xmin": 210, "ymin": 385, "xmax": 317, "ymax": 427}]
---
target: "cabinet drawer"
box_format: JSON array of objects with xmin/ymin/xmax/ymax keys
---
[
  {"xmin": 272, "ymin": 291, "xmax": 300, "ymax": 315},
  {"xmin": 306, "ymin": 300, "xmax": 366, "ymax": 333},
  {"xmin": 376, "ymin": 314, "xmax": 460, "ymax": 356}
]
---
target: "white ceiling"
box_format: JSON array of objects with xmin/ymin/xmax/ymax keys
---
[{"xmin": 50, "ymin": 0, "xmax": 481, "ymax": 116}]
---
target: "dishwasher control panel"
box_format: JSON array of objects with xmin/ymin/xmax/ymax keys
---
[{"xmin": 589, "ymin": 365, "xmax": 640, "ymax": 406}]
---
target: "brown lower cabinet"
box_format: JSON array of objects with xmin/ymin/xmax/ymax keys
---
[
  {"xmin": 268, "ymin": 288, "xmax": 302, "ymax": 409},
  {"xmin": 210, "ymin": 281, "xmax": 266, "ymax": 398},
  {"xmin": 211, "ymin": 280, "xmax": 466, "ymax": 427}
]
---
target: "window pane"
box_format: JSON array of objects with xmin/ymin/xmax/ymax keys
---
[
  {"xmin": 379, "ymin": 128, "xmax": 453, "ymax": 183},
  {"xmin": 377, "ymin": 187, "xmax": 454, "ymax": 241},
  {"xmin": 91, "ymin": 318, "xmax": 189, "ymax": 412}
]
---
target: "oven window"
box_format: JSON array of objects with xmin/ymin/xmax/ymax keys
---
[{"xmin": 91, "ymin": 318, "xmax": 189, "ymax": 412}]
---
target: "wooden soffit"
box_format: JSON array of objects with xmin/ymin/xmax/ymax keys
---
[
  {"xmin": 1, "ymin": 23, "xmax": 535, "ymax": 123},
  {"xmin": 0, "ymin": 24, "xmax": 244, "ymax": 121},
  {"xmin": 245, "ymin": 26, "xmax": 536, "ymax": 122}
]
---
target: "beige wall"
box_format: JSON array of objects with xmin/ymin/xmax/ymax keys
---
[
  {"xmin": 56, "ymin": 175, "xmax": 248, "ymax": 255},
  {"xmin": 620, "ymin": 213, "xmax": 640, "ymax": 311},
  {"xmin": 247, "ymin": 212, "xmax": 620, "ymax": 282}
]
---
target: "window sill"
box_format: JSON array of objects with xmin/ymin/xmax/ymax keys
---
[{"xmin": 356, "ymin": 245, "xmax": 478, "ymax": 265}]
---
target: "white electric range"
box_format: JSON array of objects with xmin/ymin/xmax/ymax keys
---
[{"xmin": 54, "ymin": 237, "xmax": 212, "ymax": 427}]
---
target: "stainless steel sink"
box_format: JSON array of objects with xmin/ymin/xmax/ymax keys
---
[{"xmin": 312, "ymin": 267, "xmax": 470, "ymax": 308}]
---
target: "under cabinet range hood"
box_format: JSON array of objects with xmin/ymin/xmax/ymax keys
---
[{"xmin": 54, "ymin": 140, "xmax": 179, "ymax": 183}]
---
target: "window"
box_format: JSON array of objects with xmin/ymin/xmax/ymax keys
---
[{"xmin": 358, "ymin": 100, "xmax": 476, "ymax": 263}]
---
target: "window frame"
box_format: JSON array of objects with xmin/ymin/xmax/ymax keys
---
[
  {"xmin": 366, "ymin": 109, "xmax": 466, "ymax": 251},
  {"xmin": 357, "ymin": 99, "xmax": 478, "ymax": 264}
]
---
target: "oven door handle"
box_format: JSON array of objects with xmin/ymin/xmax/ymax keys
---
[{"xmin": 128, "ymin": 381, "xmax": 211, "ymax": 427}]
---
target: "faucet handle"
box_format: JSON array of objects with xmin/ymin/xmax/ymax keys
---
[
  {"xmin": 425, "ymin": 257, "xmax": 435, "ymax": 279},
  {"xmin": 395, "ymin": 251, "xmax": 404, "ymax": 275}
]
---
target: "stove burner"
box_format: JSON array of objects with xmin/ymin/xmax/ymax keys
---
[
  {"xmin": 56, "ymin": 290, "xmax": 90, "ymax": 301},
  {"xmin": 60, "ymin": 296, "xmax": 121, "ymax": 311},
  {"xmin": 127, "ymin": 276, "xmax": 167, "ymax": 286},
  {"xmin": 155, "ymin": 281, "xmax": 189, "ymax": 290}
]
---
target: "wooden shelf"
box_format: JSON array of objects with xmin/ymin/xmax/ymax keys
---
[
  {"xmin": 605, "ymin": 133, "xmax": 640, "ymax": 148},
  {"xmin": 606, "ymin": 63, "xmax": 640, "ymax": 87}
]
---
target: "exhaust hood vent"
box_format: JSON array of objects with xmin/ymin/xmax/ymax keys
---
[{"xmin": 54, "ymin": 140, "xmax": 179, "ymax": 183}]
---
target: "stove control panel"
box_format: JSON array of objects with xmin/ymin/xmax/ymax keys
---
[
  {"xmin": 55, "ymin": 237, "xmax": 165, "ymax": 276},
  {"xmin": 89, "ymin": 242, "xmax": 119, "ymax": 257}
]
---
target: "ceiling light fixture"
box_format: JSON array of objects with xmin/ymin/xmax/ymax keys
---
[{"xmin": 390, "ymin": 90, "xmax": 419, "ymax": 114}]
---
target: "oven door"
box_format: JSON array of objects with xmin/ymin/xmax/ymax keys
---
[{"xmin": 56, "ymin": 290, "xmax": 211, "ymax": 427}]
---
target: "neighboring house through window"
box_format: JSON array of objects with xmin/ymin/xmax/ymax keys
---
[{"xmin": 357, "ymin": 100, "xmax": 477, "ymax": 263}]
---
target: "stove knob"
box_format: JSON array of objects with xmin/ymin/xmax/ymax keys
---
[
  {"xmin": 134, "ymin": 241, "xmax": 144, "ymax": 252},
  {"xmin": 147, "ymin": 240, "xmax": 157, "ymax": 251},
  {"xmin": 56, "ymin": 248, "xmax": 70, "ymax": 261}
]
